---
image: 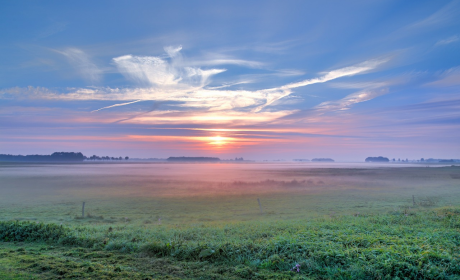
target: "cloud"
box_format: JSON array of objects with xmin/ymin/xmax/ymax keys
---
[
  {"xmin": 435, "ymin": 35, "xmax": 460, "ymax": 46},
  {"xmin": 113, "ymin": 54, "xmax": 181, "ymax": 86},
  {"xmin": 113, "ymin": 46, "xmax": 227, "ymax": 87},
  {"xmin": 186, "ymin": 51, "xmax": 265, "ymax": 69},
  {"xmin": 280, "ymin": 59, "xmax": 388, "ymax": 90},
  {"xmin": 184, "ymin": 67, "xmax": 226, "ymax": 87},
  {"xmin": 58, "ymin": 48, "xmax": 102, "ymax": 83},
  {"xmin": 314, "ymin": 88, "xmax": 389, "ymax": 112},
  {"xmin": 164, "ymin": 45, "xmax": 183, "ymax": 57},
  {"xmin": 329, "ymin": 81, "xmax": 388, "ymax": 89},
  {"xmin": 189, "ymin": 58, "xmax": 264, "ymax": 68},
  {"xmin": 38, "ymin": 21, "xmax": 68, "ymax": 38},
  {"xmin": 206, "ymin": 80, "xmax": 253, "ymax": 90},
  {"xmin": 1, "ymin": 55, "xmax": 389, "ymax": 120},
  {"xmin": 251, "ymin": 58, "xmax": 388, "ymax": 112},
  {"xmin": 404, "ymin": 1, "xmax": 460, "ymax": 30},
  {"xmin": 120, "ymin": 110, "xmax": 298, "ymax": 126},
  {"xmin": 425, "ymin": 67, "xmax": 460, "ymax": 87},
  {"xmin": 1, "ymin": 44, "xmax": 390, "ymax": 127}
]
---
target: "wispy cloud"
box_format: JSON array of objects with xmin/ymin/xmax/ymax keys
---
[
  {"xmin": 187, "ymin": 51, "xmax": 265, "ymax": 68},
  {"xmin": 189, "ymin": 58, "xmax": 264, "ymax": 68},
  {"xmin": 425, "ymin": 67, "xmax": 460, "ymax": 87},
  {"xmin": 404, "ymin": 1, "xmax": 460, "ymax": 31},
  {"xmin": 251, "ymin": 58, "xmax": 388, "ymax": 112},
  {"xmin": 57, "ymin": 48, "xmax": 102, "ymax": 83},
  {"xmin": 206, "ymin": 80, "xmax": 253, "ymax": 90},
  {"xmin": 279, "ymin": 59, "xmax": 388, "ymax": 90},
  {"xmin": 329, "ymin": 81, "xmax": 388, "ymax": 90},
  {"xmin": 435, "ymin": 35, "xmax": 459, "ymax": 46},
  {"xmin": 314, "ymin": 88, "xmax": 389, "ymax": 112},
  {"xmin": 1, "ymin": 54, "xmax": 389, "ymax": 121},
  {"xmin": 113, "ymin": 55, "xmax": 182, "ymax": 86},
  {"xmin": 113, "ymin": 46, "xmax": 227, "ymax": 87},
  {"xmin": 37, "ymin": 21, "xmax": 68, "ymax": 39}
]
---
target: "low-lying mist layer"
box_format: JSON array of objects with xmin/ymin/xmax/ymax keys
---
[{"xmin": 1, "ymin": 163, "xmax": 459, "ymax": 225}]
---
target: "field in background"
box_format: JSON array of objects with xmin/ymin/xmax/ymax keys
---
[
  {"xmin": 1, "ymin": 162, "xmax": 460, "ymax": 279},
  {"xmin": 0, "ymin": 162, "xmax": 459, "ymax": 226}
]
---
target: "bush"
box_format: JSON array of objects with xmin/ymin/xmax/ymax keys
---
[{"xmin": 0, "ymin": 221, "xmax": 68, "ymax": 242}]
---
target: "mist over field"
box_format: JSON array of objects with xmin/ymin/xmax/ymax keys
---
[{"xmin": 1, "ymin": 162, "xmax": 459, "ymax": 224}]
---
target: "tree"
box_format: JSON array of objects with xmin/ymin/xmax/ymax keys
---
[
  {"xmin": 365, "ymin": 156, "xmax": 389, "ymax": 162},
  {"xmin": 125, "ymin": 156, "xmax": 129, "ymax": 160}
]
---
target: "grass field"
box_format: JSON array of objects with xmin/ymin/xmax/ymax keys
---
[{"xmin": 1, "ymin": 163, "xmax": 460, "ymax": 279}]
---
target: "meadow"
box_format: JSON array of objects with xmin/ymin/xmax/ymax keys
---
[{"xmin": 1, "ymin": 162, "xmax": 460, "ymax": 279}]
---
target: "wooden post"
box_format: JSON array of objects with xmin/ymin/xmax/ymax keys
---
[
  {"xmin": 82, "ymin": 202, "xmax": 85, "ymax": 218},
  {"xmin": 412, "ymin": 195, "xmax": 416, "ymax": 206},
  {"xmin": 257, "ymin": 198, "xmax": 263, "ymax": 214}
]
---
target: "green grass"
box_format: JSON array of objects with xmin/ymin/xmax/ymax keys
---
[{"xmin": 2, "ymin": 207, "xmax": 460, "ymax": 279}]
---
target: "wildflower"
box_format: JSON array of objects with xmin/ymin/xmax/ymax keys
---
[{"xmin": 291, "ymin": 263, "xmax": 300, "ymax": 273}]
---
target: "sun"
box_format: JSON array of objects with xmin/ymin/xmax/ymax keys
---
[{"xmin": 208, "ymin": 135, "xmax": 228, "ymax": 146}]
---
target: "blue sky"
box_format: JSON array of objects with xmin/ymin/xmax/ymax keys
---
[{"xmin": 1, "ymin": 0, "xmax": 459, "ymax": 160}]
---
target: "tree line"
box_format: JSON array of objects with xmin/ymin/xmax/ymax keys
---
[{"xmin": 0, "ymin": 152, "xmax": 129, "ymax": 162}]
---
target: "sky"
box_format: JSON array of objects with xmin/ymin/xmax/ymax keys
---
[{"xmin": 1, "ymin": 0, "xmax": 460, "ymax": 161}]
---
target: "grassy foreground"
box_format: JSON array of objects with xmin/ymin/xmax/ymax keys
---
[{"xmin": 1, "ymin": 207, "xmax": 460, "ymax": 279}]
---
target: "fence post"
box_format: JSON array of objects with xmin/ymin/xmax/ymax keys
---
[
  {"xmin": 257, "ymin": 198, "xmax": 263, "ymax": 214},
  {"xmin": 82, "ymin": 202, "xmax": 86, "ymax": 218}
]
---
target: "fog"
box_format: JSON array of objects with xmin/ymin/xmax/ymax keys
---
[{"xmin": 1, "ymin": 162, "xmax": 459, "ymax": 224}]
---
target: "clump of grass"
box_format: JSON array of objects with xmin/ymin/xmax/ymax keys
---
[{"xmin": 418, "ymin": 196, "xmax": 440, "ymax": 207}]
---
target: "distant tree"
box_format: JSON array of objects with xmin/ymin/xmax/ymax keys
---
[
  {"xmin": 0, "ymin": 152, "xmax": 85, "ymax": 162},
  {"xmin": 167, "ymin": 157, "xmax": 220, "ymax": 162},
  {"xmin": 421, "ymin": 158, "xmax": 424, "ymax": 161},
  {"xmin": 365, "ymin": 156, "xmax": 389, "ymax": 163},
  {"xmin": 125, "ymin": 156, "xmax": 129, "ymax": 160},
  {"xmin": 311, "ymin": 158, "xmax": 334, "ymax": 162},
  {"xmin": 392, "ymin": 158, "xmax": 395, "ymax": 162}
]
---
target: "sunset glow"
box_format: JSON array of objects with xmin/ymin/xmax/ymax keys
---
[{"xmin": 208, "ymin": 136, "xmax": 228, "ymax": 146}]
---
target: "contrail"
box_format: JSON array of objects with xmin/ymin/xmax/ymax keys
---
[
  {"xmin": 112, "ymin": 101, "xmax": 163, "ymax": 123},
  {"xmin": 91, "ymin": 100, "xmax": 145, "ymax": 112}
]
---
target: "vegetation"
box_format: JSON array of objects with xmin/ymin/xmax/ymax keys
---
[
  {"xmin": 1, "ymin": 207, "xmax": 460, "ymax": 279},
  {"xmin": 0, "ymin": 152, "xmax": 85, "ymax": 162},
  {"xmin": 0, "ymin": 152, "xmax": 130, "ymax": 162},
  {"xmin": 167, "ymin": 157, "xmax": 221, "ymax": 162},
  {"xmin": 311, "ymin": 158, "xmax": 334, "ymax": 162},
  {"xmin": 365, "ymin": 156, "xmax": 390, "ymax": 162}
]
